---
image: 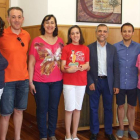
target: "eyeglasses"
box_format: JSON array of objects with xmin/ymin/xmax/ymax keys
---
[{"xmin": 17, "ymin": 37, "xmax": 25, "ymax": 47}]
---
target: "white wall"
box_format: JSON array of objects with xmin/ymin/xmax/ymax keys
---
[
  {"xmin": 48, "ymin": 0, "xmax": 140, "ymax": 27},
  {"xmin": 121, "ymin": 0, "xmax": 140, "ymax": 27},
  {"xmin": 10, "ymin": 0, "xmax": 140, "ymax": 27},
  {"xmin": 18, "ymin": 0, "xmax": 48, "ymax": 26},
  {"xmin": 48, "ymin": 0, "xmax": 76, "ymax": 26},
  {"xmin": 10, "ymin": 0, "xmax": 18, "ymax": 7}
]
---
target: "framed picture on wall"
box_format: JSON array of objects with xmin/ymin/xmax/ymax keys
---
[{"xmin": 76, "ymin": 0, "xmax": 122, "ymax": 24}]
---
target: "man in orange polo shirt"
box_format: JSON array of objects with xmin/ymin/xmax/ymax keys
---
[{"xmin": 0, "ymin": 7, "xmax": 30, "ymax": 140}]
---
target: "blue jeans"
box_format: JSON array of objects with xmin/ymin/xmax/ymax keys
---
[
  {"xmin": 0, "ymin": 79, "xmax": 29, "ymax": 116},
  {"xmin": 33, "ymin": 80, "xmax": 63, "ymax": 139}
]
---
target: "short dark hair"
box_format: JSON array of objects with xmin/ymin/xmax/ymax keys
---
[
  {"xmin": 0, "ymin": 17, "xmax": 5, "ymax": 37},
  {"xmin": 121, "ymin": 22, "xmax": 134, "ymax": 32},
  {"xmin": 67, "ymin": 25, "xmax": 85, "ymax": 45},
  {"xmin": 96, "ymin": 24, "xmax": 109, "ymax": 32},
  {"xmin": 40, "ymin": 15, "xmax": 58, "ymax": 37},
  {"xmin": 7, "ymin": 7, "xmax": 23, "ymax": 17}
]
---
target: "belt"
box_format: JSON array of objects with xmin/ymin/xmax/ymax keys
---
[{"xmin": 98, "ymin": 76, "xmax": 107, "ymax": 79}]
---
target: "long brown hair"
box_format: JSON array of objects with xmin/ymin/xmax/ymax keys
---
[
  {"xmin": 67, "ymin": 25, "xmax": 85, "ymax": 45},
  {"xmin": 0, "ymin": 17, "xmax": 5, "ymax": 37}
]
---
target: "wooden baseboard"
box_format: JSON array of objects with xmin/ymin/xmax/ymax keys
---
[{"xmin": 78, "ymin": 123, "xmax": 129, "ymax": 131}]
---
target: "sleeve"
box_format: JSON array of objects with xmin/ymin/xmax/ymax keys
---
[
  {"xmin": 113, "ymin": 47, "xmax": 120, "ymax": 88},
  {"xmin": 85, "ymin": 46, "xmax": 90, "ymax": 62},
  {"xmin": 61, "ymin": 46, "xmax": 68, "ymax": 60},
  {"xmin": 57, "ymin": 37, "xmax": 64, "ymax": 49},
  {"xmin": 26, "ymin": 31, "xmax": 31, "ymax": 43},
  {"xmin": 136, "ymin": 54, "xmax": 140, "ymax": 67},
  {"xmin": 0, "ymin": 53, "xmax": 8, "ymax": 71},
  {"xmin": 87, "ymin": 45, "xmax": 94, "ymax": 85},
  {"xmin": 29, "ymin": 38, "xmax": 38, "ymax": 59},
  {"xmin": 28, "ymin": 33, "xmax": 31, "ymax": 43},
  {"xmin": 87, "ymin": 71, "xmax": 94, "ymax": 85}
]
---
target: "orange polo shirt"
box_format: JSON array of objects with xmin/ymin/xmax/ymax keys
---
[{"xmin": 0, "ymin": 27, "xmax": 31, "ymax": 82}]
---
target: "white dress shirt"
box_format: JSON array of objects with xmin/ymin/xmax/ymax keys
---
[{"xmin": 97, "ymin": 41, "xmax": 107, "ymax": 76}]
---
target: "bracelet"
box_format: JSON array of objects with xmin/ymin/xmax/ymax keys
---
[{"xmin": 29, "ymin": 81, "xmax": 33, "ymax": 85}]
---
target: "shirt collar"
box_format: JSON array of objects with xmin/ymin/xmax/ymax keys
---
[
  {"xmin": 120, "ymin": 40, "xmax": 134, "ymax": 46},
  {"xmin": 7, "ymin": 26, "xmax": 24, "ymax": 35},
  {"xmin": 97, "ymin": 41, "xmax": 107, "ymax": 48}
]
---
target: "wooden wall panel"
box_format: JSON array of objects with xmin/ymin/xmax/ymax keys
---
[
  {"xmin": 23, "ymin": 25, "xmax": 140, "ymax": 128},
  {"xmin": 0, "ymin": 0, "xmax": 9, "ymax": 27},
  {"xmin": 0, "ymin": 0, "xmax": 7, "ymax": 3},
  {"xmin": 23, "ymin": 25, "xmax": 140, "ymax": 46}
]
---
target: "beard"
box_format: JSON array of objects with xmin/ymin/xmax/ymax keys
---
[
  {"xmin": 123, "ymin": 37, "xmax": 132, "ymax": 42},
  {"xmin": 97, "ymin": 36, "xmax": 107, "ymax": 42}
]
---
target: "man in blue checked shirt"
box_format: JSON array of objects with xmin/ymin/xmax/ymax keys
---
[{"xmin": 114, "ymin": 23, "xmax": 140, "ymax": 140}]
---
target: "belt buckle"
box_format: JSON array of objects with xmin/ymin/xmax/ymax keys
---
[{"xmin": 98, "ymin": 76, "xmax": 102, "ymax": 79}]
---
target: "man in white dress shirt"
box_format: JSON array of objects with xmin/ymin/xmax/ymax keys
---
[{"xmin": 86, "ymin": 24, "xmax": 120, "ymax": 140}]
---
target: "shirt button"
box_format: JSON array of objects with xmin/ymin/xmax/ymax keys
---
[
  {"xmin": 126, "ymin": 73, "xmax": 127, "ymax": 74},
  {"xmin": 126, "ymin": 67, "xmax": 127, "ymax": 68},
  {"xmin": 127, "ymin": 54, "xmax": 128, "ymax": 55},
  {"xmin": 127, "ymin": 60, "xmax": 128, "ymax": 61}
]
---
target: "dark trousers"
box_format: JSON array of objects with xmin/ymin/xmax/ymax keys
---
[
  {"xmin": 34, "ymin": 80, "xmax": 63, "ymax": 139},
  {"xmin": 89, "ymin": 78, "xmax": 113, "ymax": 134}
]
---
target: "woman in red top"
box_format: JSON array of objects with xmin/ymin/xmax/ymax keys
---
[
  {"xmin": 61, "ymin": 25, "xmax": 89, "ymax": 140},
  {"xmin": 29, "ymin": 15, "xmax": 64, "ymax": 140}
]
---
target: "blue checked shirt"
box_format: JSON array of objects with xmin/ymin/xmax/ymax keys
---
[{"xmin": 114, "ymin": 40, "xmax": 140, "ymax": 89}]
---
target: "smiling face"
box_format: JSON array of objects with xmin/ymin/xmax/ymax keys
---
[
  {"xmin": 96, "ymin": 26, "xmax": 108, "ymax": 43},
  {"xmin": 43, "ymin": 17, "xmax": 56, "ymax": 35},
  {"xmin": 8, "ymin": 9, "xmax": 24, "ymax": 32},
  {"xmin": 69, "ymin": 27, "xmax": 80, "ymax": 45},
  {"xmin": 121, "ymin": 25, "xmax": 134, "ymax": 41}
]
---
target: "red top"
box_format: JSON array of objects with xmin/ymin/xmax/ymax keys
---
[
  {"xmin": 61, "ymin": 43, "xmax": 89, "ymax": 86},
  {"xmin": 29, "ymin": 36, "xmax": 64, "ymax": 82}
]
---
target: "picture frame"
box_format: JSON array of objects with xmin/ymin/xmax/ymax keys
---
[{"xmin": 76, "ymin": 0, "xmax": 122, "ymax": 24}]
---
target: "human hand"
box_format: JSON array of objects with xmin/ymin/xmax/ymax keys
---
[
  {"xmin": 113, "ymin": 88, "xmax": 119, "ymax": 94},
  {"xmin": 79, "ymin": 65, "xmax": 85, "ymax": 71},
  {"xmin": 29, "ymin": 83, "xmax": 36, "ymax": 95},
  {"xmin": 89, "ymin": 83, "xmax": 95, "ymax": 90},
  {"xmin": 79, "ymin": 64, "xmax": 89, "ymax": 71},
  {"xmin": 87, "ymin": 66, "xmax": 90, "ymax": 71},
  {"xmin": 66, "ymin": 65, "xmax": 80, "ymax": 73}
]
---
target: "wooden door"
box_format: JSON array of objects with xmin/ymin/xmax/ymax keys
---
[{"xmin": 0, "ymin": 0, "xmax": 9, "ymax": 27}]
